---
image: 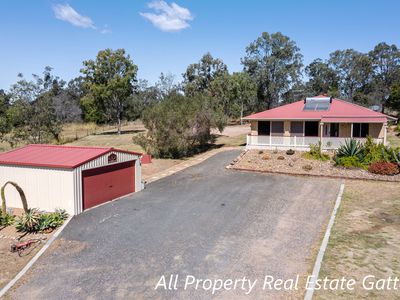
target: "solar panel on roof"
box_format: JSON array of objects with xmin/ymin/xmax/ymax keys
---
[{"xmin": 303, "ymin": 97, "xmax": 331, "ymax": 111}]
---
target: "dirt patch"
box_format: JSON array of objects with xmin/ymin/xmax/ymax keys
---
[
  {"xmin": 230, "ymin": 150, "xmax": 400, "ymax": 182},
  {"xmin": 314, "ymin": 181, "xmax": 400, "ymax": 299},
  {"xmin": 0, "ymin": 224, "xmax": 54, "ymax": 290},
  {"xmin": 212, "ymin": 124, "xmax": 250, "ymax": 137}
]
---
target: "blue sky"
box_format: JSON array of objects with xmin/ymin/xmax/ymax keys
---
[{"xmin": 1, "ymin": 0, "xmax": 399, "ymax": 90}]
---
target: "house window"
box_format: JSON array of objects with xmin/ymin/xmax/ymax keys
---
[
  {"xmin": 258, "ymin": 121, "xmax": 270, "ymax": 135},
  {"xmin": 271, "ymin": 121, "xmax": 284, "ymax": 136},
  {"xmin": 304, "ymin": 121, "xmax": 319, "ymax": 136},
  {"xmin": 330, "ymin": 123, "xmax": 339, "ymax": 137},
  {"xmin": 352, "ymin": 123, "xmax": 369, "ymax": 138},
  {"xmin": 290, "ymin": 121, "xmax": 304, "ymax": 136}
]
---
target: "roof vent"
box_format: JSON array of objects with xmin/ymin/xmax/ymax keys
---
[{"xmin": 303, "ymin": 97, "xmax": 332, "ymax": 111}]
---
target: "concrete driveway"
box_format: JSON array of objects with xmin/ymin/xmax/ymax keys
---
[{"xmin": 10, "ymin": 150, "xmax": 340, "ymax": 299}]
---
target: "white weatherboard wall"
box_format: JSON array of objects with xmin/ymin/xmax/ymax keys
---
[{"xmin": 0, "ymin": 165, "xmax": 75, "ymax": 214}]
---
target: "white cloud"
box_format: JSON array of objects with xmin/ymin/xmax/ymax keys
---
[
  {"xmin": 53, "ymin": 4, "xmax": 96, "ymax": 29},
  {"xmin": 100, "ymin": 25, "xmax": 112, "ymax": 34},
  {"xmin": 140, "ymin": 1, "xmax": 193, "ymax": 32}
]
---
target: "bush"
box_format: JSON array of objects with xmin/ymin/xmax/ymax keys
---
[
  {"xmin": 277, "ymin": 156, "xmax": 285, "ymax": 160},
  {"xmin": 362, "ymin": 136, "xmax": 390, "ymax": 165},
  {"xmin": 134, "ymin": 94, "xmax": 226, "ymax": 158},
  {"xmin": 368, "ymin": 161, "xmax": 399, "ymax": 175},
  {"xmin": 303, "ymin": 142, "xmax": 329, "ymax": 161},
  {"xmin": 302, "ymin": 164, "xmax": 313, "ymax": 171},
  {"xmin": 286, "ymin": 149, "xmax": 295, "ymax": 155},
  {"xmin": 336, "ymin": 139, "xmax": 364, "ymax": 160},
  {"xmin": 15, "ymin": 208, "xmax": 41, "ymax": 232},
  {"xmin": 15, "ymin": 208, "xmax": 68, "ymax": 233},
  {"xmin": 0, "ymin": 213, "xmax": 15, "ymax": 226},
  {"xmin": 335, "ymin": 156, "xmax": 363, "ymax": 168}
]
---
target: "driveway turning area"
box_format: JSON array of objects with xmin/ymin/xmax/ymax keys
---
[{"xmin": 11, "ymin": 150, "xmax": 340, "ymax": 299}]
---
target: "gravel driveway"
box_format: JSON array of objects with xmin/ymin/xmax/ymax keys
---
[{"xmin": 10, "ymin": 150, "xmax": 340, "ymax": 299}]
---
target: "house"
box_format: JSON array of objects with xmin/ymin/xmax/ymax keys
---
[
  {"xmin": 0, "ymin": 144, "xmax": 142, "ymax": 215},
  {"xmin": 243, "ymin": 95, "xmax": 397, "ymax": 150}
]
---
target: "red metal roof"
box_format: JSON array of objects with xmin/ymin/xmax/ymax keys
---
[
  {"xmin": 243, "ymin": 96, "xmax": 397, "ymax": 123},
  {"xmin": 0, "ymin": 144, "xmax": 142, "ymax": 169}
]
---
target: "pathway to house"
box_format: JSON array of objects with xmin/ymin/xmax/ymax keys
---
[{"xmin": 9, "ymin": 150, "xmax": 341, "ymax": 299}]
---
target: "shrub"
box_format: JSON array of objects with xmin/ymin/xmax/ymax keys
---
[
  {"xmin": 134, "ymin": 94, "xmax": 226, "ymax": 158},
  {"xmin": 368, "ymin": 161, "xmax": 399, "ymax": 175},
  {"xmin": 258, "ymin": 150, "xmax": 264, "ymax": 154},
  {"xmin": 15, "ymin": 208, "xmax": 41, "ymax": 232},
  {"xmin": 336, "ymin": 139, "xmax": 364, "ymax": 160},
  {"xmin": 15, "ymin": 208, "xmax": 68, "ymax": 233},
  {"xmin": 362, "ymin": 136, "xmax": 390, "ymax": 165},
  {"xmin": 0, "ymin": 213, "xmax": 15, "ymax": 226},
  {"xmin": 302, "ymin": 164, "xmax": 313, "ymax": 171},
  {"xmin": 277, "ymin": 156, "xmax": 285, "ymax": 160},
  {"xmin": 335, "ymin": 156, "xmax": 363, "ymax": 168},
  {"xmin": 303, "ymin": 142, "xmax": 329, "ymax": 161},
  {"xmin": 286, "ymin": 149, "xmax": 295, "ymax": 155}
]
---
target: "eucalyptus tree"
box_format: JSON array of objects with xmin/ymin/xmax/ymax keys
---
[{"xmin": 242, "ymin": 32, "xmax": 303, "ymax": 110}]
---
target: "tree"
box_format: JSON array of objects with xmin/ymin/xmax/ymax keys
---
[
  {"xmin": 305, "ymin": 59, "xmax": 339, "ymax": 96},
  {"xmin": 387, "ymin": 84, "xmax": 400, "ymax": 114},
  {"xmin": 134, "ymin": 93, "xmax": 226, "ymax": 158},
  {"xmin": 210, "ymin": 72, "xmax": 257, "ymax": 120},
  {"xmin": 183, "ymin": 53, "xmax": 228, "ymax": 96},
  {"xmin": 0, "ymin": 90, "xmax": 11, "ymax": 142},
  {"xmin": 242, "ymin": 32, "xmax": 303, "ymax": 110},
  {"xmin": 156, "ymin": 72, "xmax": 180, "ymax": 99},
  {"xmin": 7, "ymin": 68, "xmax": 62, "ymax": 145},
  {"xmin": 328, "ymin": 49, "xmax": 373, "ymax": 102},
  {"xmin": 125, "ymin": 79, "xmax": 160, "ymax": 121},
  {"xmin": 52, "ymin": 77, "xmax": 84, "ymax": 123},
  {"xmin": 368, "ymin": 42, "xmax": 400, "ymax": 105},
  {"xmin": 80, "ymin": 49, "xmax": 138, "ymax": 134}
]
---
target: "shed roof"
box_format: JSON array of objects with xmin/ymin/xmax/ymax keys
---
[
  {"xmin": 0, "ymin": 144, "xmax": 142, "ymax": 169},
  {"xmin": 243, "ymin": 96, "xmax": 397, "ymax": 123}
]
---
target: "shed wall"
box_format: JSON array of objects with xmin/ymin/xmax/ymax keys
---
[{"xmin": 0, "ymin": 166, "xmax": 75, "ymax": 214}]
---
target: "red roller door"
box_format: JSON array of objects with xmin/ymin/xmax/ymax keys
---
[{"xmin": 82, "ymin": 160, "xmax": 135, "ymax": 210}]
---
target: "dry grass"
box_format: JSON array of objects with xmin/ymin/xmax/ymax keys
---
[
  {"xmin": 314, "ymin": 180, "xmax": 400, "ymax": 299},
  {"xmin": 387, "ymin": 125, "xmax": 400, "ymax": 148}
]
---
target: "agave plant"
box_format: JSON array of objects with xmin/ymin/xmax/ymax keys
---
[
  {"xmin": 336, "ymin": 139, "xmax": 364, "ymax": 159},
  {"xmin": 15, "ymin": 208, "xmax": 41, "ymax": 232},
  {"xmin": 0, "ymin": 212, "xmax": 15, "ymax": 226}
]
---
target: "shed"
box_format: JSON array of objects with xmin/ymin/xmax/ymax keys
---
[{"xmin": 0, "ymin": 144, "xmax": 142, "ymax": 215}]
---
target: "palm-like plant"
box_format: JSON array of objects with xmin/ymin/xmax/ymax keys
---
[
  {"xmin": 15, "ymin": 208, "xmax": 40, "ymax": 232},
  {"xmin": 336, "ymin": 139, "xmax": 364, "ymax": 159}
]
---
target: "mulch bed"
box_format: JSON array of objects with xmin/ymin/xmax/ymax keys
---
[{"xmin": 228, "ymin": 150, "xmax": 400, "ymax": 182}]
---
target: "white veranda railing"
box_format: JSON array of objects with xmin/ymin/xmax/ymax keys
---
[{"xmin": 246, "ymin": 135, "xmax": 383, "ymax": 150}]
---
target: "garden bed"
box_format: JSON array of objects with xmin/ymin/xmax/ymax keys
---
[
  {"xmin": 0, "ymin": 208, "xmax": 56, "ymax": 290},
  {"xmin": 230, "ymin": 150, "xmax": 400, "ymax": 182}
]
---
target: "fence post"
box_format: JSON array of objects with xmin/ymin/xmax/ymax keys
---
[{"xmin": 294, "ymin": 136, "xmax": 297, "ymax": 148}]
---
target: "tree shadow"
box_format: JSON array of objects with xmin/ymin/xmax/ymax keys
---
[{"xmin": 97, "ymin": 129, "xmax": 145, "ymax": 136}]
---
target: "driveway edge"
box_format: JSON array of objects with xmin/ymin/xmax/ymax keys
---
[
  {"xmin": 0, "ymin": 216, "xmax": 73, "ymax": 298},
  {"xmin": 304, "ymin": 183, "xmax": 345, "ymax": 300}
]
